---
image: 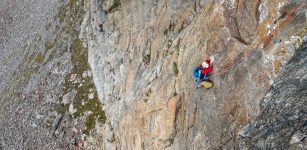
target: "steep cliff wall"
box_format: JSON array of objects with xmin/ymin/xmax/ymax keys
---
[{"xmin": 81, "ymin": 0, "xmax": 307, "ymax": 149}]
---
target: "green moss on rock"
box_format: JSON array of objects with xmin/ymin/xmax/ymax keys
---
[
  {"xmin": 172, "ymin": 62, "xmax": 179, "ymax": 76},
  {"xmin": 35, "ymin": 52, "xmax": 45, "ymax": 63},
  {"xmin": 52, "ymin": 0, "xmax": 106, "ymax": 135},
  {"xmin": 44, "ymin": 41, "xmax": 54, "ymax": 52}
]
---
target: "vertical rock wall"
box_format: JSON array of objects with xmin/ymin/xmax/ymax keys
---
[{"xmin": 81, "ymin": 0, "xmax": 307, "ymax": 149}]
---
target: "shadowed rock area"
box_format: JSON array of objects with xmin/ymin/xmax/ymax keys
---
[{"xmin": 237, "ymin": 46, "xmax": 307, "ymax": 149}]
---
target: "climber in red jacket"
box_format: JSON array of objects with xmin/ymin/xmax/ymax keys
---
[
  {"xmin": 199, "ymin": 55, "xmax": 214, "ymax": 80},
  {"xmin": 194, "ymin": 56, "xmax": 214, "ymax": 84}
]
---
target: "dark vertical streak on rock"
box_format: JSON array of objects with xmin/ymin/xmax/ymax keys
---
[{"xmin": 237, "ymin": 47, "xmax": 307, "ymax": 149}]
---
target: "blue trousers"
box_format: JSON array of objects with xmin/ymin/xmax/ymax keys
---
[
  {"xmin": 195, "ymin": 71, "xmax": 207, "ymax": 85},
  {"xmin": 198, "ymin": 70, "xmax": 207, "ymax": 80}
]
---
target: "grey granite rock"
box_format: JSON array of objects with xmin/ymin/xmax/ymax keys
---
[{"xmin": 237, "ymin": 46, "xmax": 307, "ymax": 149}]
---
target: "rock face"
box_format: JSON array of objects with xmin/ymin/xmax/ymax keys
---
[
  {"xmin": 0, "ymin": 0, "xmax": 307, "ymax": 149},
  {"xmin": 237, "ymin": 46, "xmax": 307, "ymax": 149},
  {"xmin": 80, "ymin": 0, "xmax": 307, "ymax": 149}
]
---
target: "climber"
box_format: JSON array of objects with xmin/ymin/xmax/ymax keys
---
[{"xmin": 193, "ymin": 56, "xmax": 214, "ymax": 85}]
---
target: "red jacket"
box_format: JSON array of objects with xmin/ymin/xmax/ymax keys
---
[{"xmin": 200, "ymin": 59, "xmax": 213, "ymax": 75}]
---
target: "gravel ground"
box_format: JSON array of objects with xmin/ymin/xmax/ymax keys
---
[
  {"xmin": 1, "ymin": 0, "xmax": 105, "ymax": 148},
  {"xmin": 0, "ymin": 0, "xmax": 64, "ymax": 149},
  {"xmin": 0, "ymin": 0, "xmax": 59, "ymax": 91},
  {"xmin": 0, "ymin": 0, "xmax": 94, "ymax": 149}
]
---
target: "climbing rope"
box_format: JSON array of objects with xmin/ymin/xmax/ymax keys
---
[{"xmin": 187, "ymin": 0, "xmax": 305, "ymax": 98}]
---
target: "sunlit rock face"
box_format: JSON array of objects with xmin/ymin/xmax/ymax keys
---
[
  {"xmin": 81, "ymin": 0, "xmax": 307, "ymax": 149},
  {"xmin": 0, "ymin": 0, "xmax": 306, "ymax": 149}
]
